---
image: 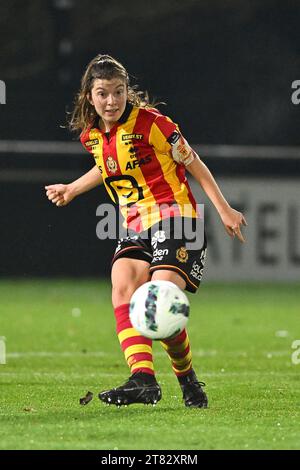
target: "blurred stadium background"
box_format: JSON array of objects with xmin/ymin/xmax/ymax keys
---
[
  {"xmin": 1, "ymin": 0, "xmax": 299, "ymax": 280},
  {"xmin": 0, "ymin": 0, "xmax": 299, "ymax": 450}
]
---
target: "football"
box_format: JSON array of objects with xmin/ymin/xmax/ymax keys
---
[{"xmin": 129, "ymin": 280, "xmax": 190, "ymax": 340}]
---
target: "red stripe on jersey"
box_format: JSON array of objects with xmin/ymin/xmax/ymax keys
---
[
  {"xmin": 132, "ymin": 109, "xmax": 176, "ymax": 204},
  {"xmin": 125, "ymin": 204, "xmax": 143, "ymax": 232},
  {"xmin": 159, "ymin": 204, "xmax": 181, "ymax": 219},
  {"xmin": 176, "ymin": 163, "xmax": 197, "ymax": 212},
  {"xmin": 102, "ymin": 132, "xmax": 122, "ymax": 176},
  {"xmin": 153, "ymin": 114, "xmax": 178, "ymax": 138}
]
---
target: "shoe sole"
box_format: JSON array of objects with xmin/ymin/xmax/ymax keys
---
[
  {"xmin": 98, "ymin": 388, "xmax": 162, "ymax": 407},
  {"xmin": 185, "ymin": 401, "xmax": 208, "ymax": 408}
]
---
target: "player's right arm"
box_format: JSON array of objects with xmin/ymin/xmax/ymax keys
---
[{"xmin": 45, "ymin": 164, "xmax": 103, "ymax": 207}]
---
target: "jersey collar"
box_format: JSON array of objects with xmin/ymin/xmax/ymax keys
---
[
  {"xmin": 92, "ymin": 102, "xmax": 133, "ymax": 131},
  {"xmin": 118, "ymin": 102, "xmax": 133, "ymax": 124}
]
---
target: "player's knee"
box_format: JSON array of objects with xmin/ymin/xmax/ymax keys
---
[
  {"xmin": 151, "ymin": 269, "xmax": 186, "ymax": 290},
  {"xmin": 112, "ymin": 282, "xmax": 141, "ymax": 308},
  {"xmin": 111, "ymin": 262, "xmax": 150, "ymax": 308}
]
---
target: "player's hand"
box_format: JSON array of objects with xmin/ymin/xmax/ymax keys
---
[
  {"xmin": 219, "ymin": 207, "xmax": 247, "ymax": 242},
  {"xmin": 45, "ymin": 184, "xmax": 75, "ymax": 207}
]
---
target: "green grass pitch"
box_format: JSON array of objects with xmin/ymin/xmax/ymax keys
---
[{"xmin": 0, "ymin": 280, "xmax": 299, "ymax": 450}]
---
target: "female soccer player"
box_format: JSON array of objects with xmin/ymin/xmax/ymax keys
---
[{"xmin": 45, "ymin": 54, "xmax": 247, "ymax": 408}]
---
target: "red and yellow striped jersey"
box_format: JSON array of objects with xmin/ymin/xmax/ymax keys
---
[{"xmin": 80, "ymin": 103, "xmax": 198, "ymax": 231}]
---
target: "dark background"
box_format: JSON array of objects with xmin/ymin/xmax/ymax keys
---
[
  {"xmin": 1, "ymin": 0, "xmax": 300, "ymax": 144},
  {"xmin": 0, "ymin": 0, "xmax": 299, "ymax": 277}
]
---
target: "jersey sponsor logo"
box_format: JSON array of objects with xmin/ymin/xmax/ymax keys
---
[
  {"xmin": 124, "ymin": 141, "xmax": 139, "ymax": 160},
  {"xmin": 125, "ymin": 155, "xmax": 152, "ymax": 171},
  {"xmin": 176, "ymin": 247, "xmax": 189, "ymax": 263},
  {"xmin": 127, "ymin": 145, "xmax": 138, "ymax": 159},
  {"xmin": 105, "ymin": 175, "xmax": 144, "ymax": 206},
  {"xmin": 85, "ymin": 139, "xmax": 99, "ymax": 147},
  {"xmin": 122, "ymin": 133, "xmax": 144, "ymax": 141},
  {"xmin": 151, "ymin": 230, "xmax": 166, "ymax": 249},
  {"xmin": 106, "ymin": 156, "xmax": 118, "ymax": 174}
]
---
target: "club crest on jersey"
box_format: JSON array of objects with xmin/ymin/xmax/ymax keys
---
[
  {"xmin": 176, "ymin": 247, "xmax": 189, "ymax": 263},
  {"xmin": 106, "ymin": 156, "xmax": 118, "ymax": 174}
]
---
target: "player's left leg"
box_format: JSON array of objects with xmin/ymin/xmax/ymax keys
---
[{"xmin": 151, "ymin": 269, "xmax": 208, "ymax": 408}]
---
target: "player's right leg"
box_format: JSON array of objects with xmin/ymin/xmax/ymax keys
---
[{"xmin": 99, "ymin": 257, "xmax": 161, "ymax": 406}]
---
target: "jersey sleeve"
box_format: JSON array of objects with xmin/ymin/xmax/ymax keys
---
[
  {"xmin": 148, "ymin": 114, "xmax": 179, "ymax": 154},
  {"xmin": 149, "ymin": 114, "xmax": 195, "ymax": 167},
  {"xmin": 80, "ymin": 128, "xmax": 94, "ymax": 154}
]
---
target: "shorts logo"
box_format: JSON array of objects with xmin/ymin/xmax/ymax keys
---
[
  {"xmin": 115, "ymin": 243, "xmax": 122, "ymax": 253},
  {"xmin": 151, "ymin": 231, "xmax": 166, "ymax": 249},
  {"xmin": 190, "ymin": 261, "xmax": 203, "ymax": 281},
  {"xmin": 153, "ymin": 248, "xmax": 169, "ymax": 262},
  {"xmin": 176, "ymin": 247, "xmax": 188, "ymax": 263},
  {"xmin": 115, "ymin": 235, "xmax": 139, "ymax": 254},
  {"xmin": 106, "ymin": 156, "xmax": 118, "ymax": 174},
  {"xmin": 190, "ymin": 249, "xmax": 207, "ymax": 281}
]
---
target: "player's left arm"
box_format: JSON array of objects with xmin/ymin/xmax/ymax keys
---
[
  {"xmin": 152, "ymin": 119, "xmax": 247, "ymax": 242},
  {"xmin": 185, "ymin": 149, "xmax": 247, "ymax": 242},
  {"xmin": 168, "ymin": 132, "xmax": 247, "ymax": 242}
]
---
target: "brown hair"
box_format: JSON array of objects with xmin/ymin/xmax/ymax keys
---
[{"xmin": 68, "ymin": 54, "xmax": 154, "ymax": 133}]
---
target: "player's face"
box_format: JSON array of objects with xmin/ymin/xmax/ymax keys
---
[{"xmin": 89, "ymin": 78, "xmax": 127, "ymax": 131}]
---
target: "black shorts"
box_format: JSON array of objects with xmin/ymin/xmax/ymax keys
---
[{"xmin": 111, "ymin": 218, "xmax": 207, "ymax": 293}]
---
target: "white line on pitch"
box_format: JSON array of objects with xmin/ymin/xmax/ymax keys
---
[
  {"xmin": 5, "ymin": 350, "xmax": 291, "ymax": 359},
  {"xmin": 0, "ymin": 371, "xmax": 297, "ymax": 379}
]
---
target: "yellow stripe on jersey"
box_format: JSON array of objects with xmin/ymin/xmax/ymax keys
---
[
  {"xmin": 150, "ymin": 121, "xmax": 197, "ymax": 218},
  {"xmin": 115, "ymin": 110, "xmax": 161, "ymax": 228},
  {"xmin": 81, "ymin": 105, "xmax": 199, "ymax": 231}
]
